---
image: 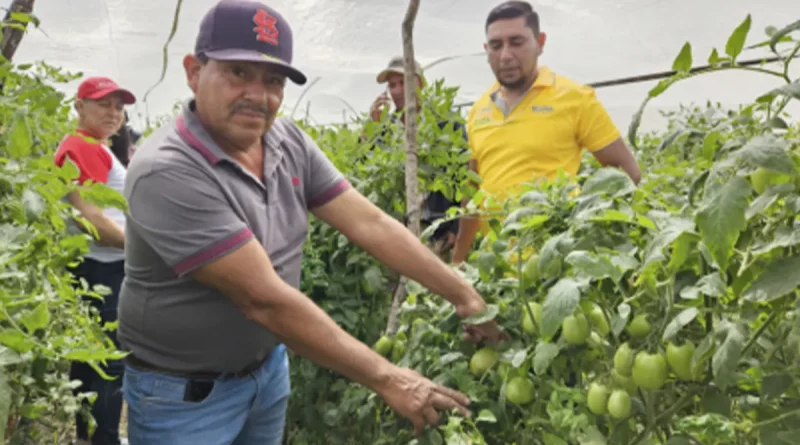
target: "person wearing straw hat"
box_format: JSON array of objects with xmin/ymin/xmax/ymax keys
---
[{"xmin": 369, "ymin": 56, "xmax": 467, "ymax": 255}]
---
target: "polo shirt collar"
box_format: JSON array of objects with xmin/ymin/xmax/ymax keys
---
[
  {"xmin": 490, "ymin": 66, "xmax": 556, "ymax": 116},
  {"xmin": 176, "ymin": 99, "xmax": 284, "ymax": 177}
]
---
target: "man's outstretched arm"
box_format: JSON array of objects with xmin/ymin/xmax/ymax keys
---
[
  {"xmin": 312, "ymin": 186, "xmax": 504, "ymax": 344},
  {"xmin": 126, "ymin": 166, "xmax": 471, "ymax": 437}
]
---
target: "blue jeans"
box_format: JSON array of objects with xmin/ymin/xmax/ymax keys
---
[
  {"xmin": 69, "ymin": 258, "xmax": 125, "ymax": 445},
  {"xmin": 122, "ymin": 344, "xmax": 290, "ymax": 445}
]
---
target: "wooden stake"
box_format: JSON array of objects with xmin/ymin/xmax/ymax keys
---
[{"xmin": 385, "ymin": 0, "xmax": 421, "ymax": 336}]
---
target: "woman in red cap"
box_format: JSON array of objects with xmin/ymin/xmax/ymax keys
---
[{"xmin": 54, "ymin": 76, "xmax": 135, "ymax": 445}]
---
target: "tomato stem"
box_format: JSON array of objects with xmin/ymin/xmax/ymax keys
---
[
  {"xmin": 749, "ymin": 406, "xmax": 800, "ymax": 430},
  {"xmin": 628, "ymin": 389, "xmax": 697, "ymax": 445},
  {"xmin": 741, "ymin": 312, "xmax": 777, "ymax": 357}
]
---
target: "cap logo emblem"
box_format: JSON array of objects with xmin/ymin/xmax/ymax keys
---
[{"xmin": 253, "ymin": 9, "xmax": 279, "ymax": 45}]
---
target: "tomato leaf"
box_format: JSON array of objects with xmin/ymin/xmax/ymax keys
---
[
  {"xmin": 476, "ymin": 409, "xmax": 497, "ymax": 423},
  {"xmin": 743, "ymin": 254, "xmax": 800, "ymax": 303},
  {"xmin": 460, "ymin": 305, "xmax": 499, "ymax": 325},
  {"xmin": 643, "ymin": 217, "xmax": 696, "ymax": 266},
  {"xmin": 611, "ymin": 303, "xmax": 632, "ymax": 338},
  {"xmin": 694, "ymin": 176, "xmax": 751, "ymax": 271},
  {"xmin": 0, "ymin": 373, "xmax": 11, "ymax": 441},
  {"xmin": 769, "ymin": 19, "xmax": 800, "ymax": 54},
  {"xmin": 752, "ymin": 226, "xmax": 800, "ymax": 256},
  {"xmin": 700, "ymin": 388, "xmax": 732, "ymax": 416},
  {"xmin": 762, "ymin": 373, "xmax": 793, "ymax": 400},
  {"xmin": 439, "ymin": 352, "xmax": 464, "ymax": 366},
  {"xmin": 540, "ymin": 278, "xmax": 582, "ymax": 338},
  {"xmin": 672, "ymin": 42, "xmax": 693, "ymax": 72},
  {"xmin": 509, "ymin": 348, "xmax": 529, "ymax": 368},
  {"xmin": 708, "ymin": 48, "xmax": 721, "ymax": 66},
  {"xmin": 701, "ymin": 131, "xmax": 720, "ymax": 161},
  {"xmin": 20, "ymin": 302, "xmax": 50, "ymax": 333},
  {"xmin": 581, "ymin": 168, "xmax": 636, "ymax": 197},
  {"xmin": 746, "ymin": 182, "xmax": 795, "ymax": 220},
  {"xmin": 725, "ymin": 14, "xmax": 752, "ymax": 59},
  {"xmin": 0, "ymin": 329, "xmax": 35, "ymax": 353},
  {"xmin": 679, "ymin": 273, "xmax": 726, "ymax": 300},
  {"xmin": 538, "ymin": 232, "xmax": 572, "ymax": 279},
  {"xmin": 734, "ymin": 134, "xmax": 798, "ymax": 176},
  {"xmin": 762, "ymin": 80, "xmax": 800, "ymax": 102},
  {"xmin": 712, "ymin": 321, "xmax": 747, "ymax": 389},
  {"xmin": 662, "ymin": 308, "xmax": 699, "ymax": 341},
  {"xmin": 0, "ymin": 346, "xmax": 24, "ymax": 367},
  {"xmin": 5, "ymin": 108, "xmax": 33, "ymax": 159},
  {"xmin": 532, "ymin": 342, "xmax": 560, "ymax": 375},
  {"xmin": 361, "ymin": 266, "xmax": 383, "ymax": 294},
  {"xmin": 564, "ymin": 251, "xmax": 616, "ymax": 280}
]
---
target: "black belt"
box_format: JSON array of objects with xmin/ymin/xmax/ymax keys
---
[{"xmin": 125, "ymin": 354, "xmax": 267, "ymax": 380}]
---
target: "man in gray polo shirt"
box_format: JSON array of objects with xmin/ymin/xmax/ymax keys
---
[{"xmin": 118, "ymin": 2, "xmax": 504, "ymax": 444}]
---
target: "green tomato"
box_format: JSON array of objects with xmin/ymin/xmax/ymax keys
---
[
  {"xmin": 626, "ymin": 314, "xmax": 651, "ymax": 339},
  {"xmin": 607, "ymin": 389, "xmax": 632, "ymax": 419},
  {"xmin": 588, "ymin": 304, "xmax": 610, "ymax": 337},
  {"xmin": 666, "ymin": 341, "xmax": 696, "ymax": 381},
  {"xmin": 360, "ymin": 277, "xmax": 376, "ymax": 295},
  {"xmin": 390, "ymin": 341, "xmax": 407, "ymax": 363},
  {"xmin": 505, "ymin": 376, "xmax": 535, "ymax": 405},
  {"xmin": 521, "ymin": 302, "xmax": 543, "ymax": 335},
  {"xmin": 470, "ymin": 347, "xmax": 499, "ymax": 376},
  {"xmin": 632, "ymin": 351, "xmax": 668, "ymax": 390},
  {"xmin": 561, "ymin": 313, "xmax": 590, "ymax": 345},
  {"xmin": 611, "ymin": 369, "xmax": 638, "ymax": 395},
  {"xmin": 373, "ymin": 335, "xmax": 394, "ymax": 357},
  {"xmin": 586, "ymin": 382, "xmax": 610, "ymax": 415},
  {"xmin": 522, "ymin": 254, "xmax": 541, "ymax": 285},
  {"xmin": 613, "ymin": 343, "xmax": 635, "ymax": 377}
]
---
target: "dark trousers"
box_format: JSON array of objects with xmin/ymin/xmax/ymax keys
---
[{"xmin": 68, "ymin": 258, "xmax": 125, "ymax": 445}]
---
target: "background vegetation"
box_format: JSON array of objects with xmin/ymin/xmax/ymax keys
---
[{"xmin": 0, "ymin": 12, "xmax": 798, "ymax": 445}]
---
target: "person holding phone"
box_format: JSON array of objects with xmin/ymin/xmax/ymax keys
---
[{"xmin": 366, "ymin": 56, "xmax": 467, "ymax": 255}]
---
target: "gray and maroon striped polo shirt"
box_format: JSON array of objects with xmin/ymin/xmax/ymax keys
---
[{"xmin": 117, "ymin": 99, "xmax": 349, "ymax": 373}]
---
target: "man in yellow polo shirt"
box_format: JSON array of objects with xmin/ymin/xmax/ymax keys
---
[{"xmin": 452, "ymin": 1, "xmax": 641, "ymax": 263}]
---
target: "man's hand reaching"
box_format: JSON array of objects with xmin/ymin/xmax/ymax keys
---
[{"xmin": 375, "ymin": 366, "xmax": 472, "ymax": 436}]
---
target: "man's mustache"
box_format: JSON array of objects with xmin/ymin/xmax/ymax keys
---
[{"xmin": 231, "ymin": 102, "xmax": 270, "ymax": 118}]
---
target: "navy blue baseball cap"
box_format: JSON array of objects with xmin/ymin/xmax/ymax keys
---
[{"xmin": 195, "ymin": 0, "xmax": 307, "ymax": 85}]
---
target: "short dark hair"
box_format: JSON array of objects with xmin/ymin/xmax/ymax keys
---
[{"xmin": 485, "ymin": 1, "xmax": 540, "ymax": 35}]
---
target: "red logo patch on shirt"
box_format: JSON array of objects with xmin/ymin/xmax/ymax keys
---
[
  {"xmin": 253, "ymin": 9, "xmax": 279, "ymax": 45},
  {"xmin": 291, "ymin": 176, "xmax": 301, "ymax": 186}
]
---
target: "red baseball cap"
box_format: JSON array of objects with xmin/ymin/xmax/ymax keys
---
[{"xmin": 77, "ymin": 76, "xmax": 136, "ymax": 104}]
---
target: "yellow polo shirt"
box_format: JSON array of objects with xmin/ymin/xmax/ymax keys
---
[{"xmin": 467, "ymin": 66, "xmax": 621, "ymax": 200}]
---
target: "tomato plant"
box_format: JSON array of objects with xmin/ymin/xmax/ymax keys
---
[
  {"xmin": 284, "ymin": 15, "xmax": 800, "ymax": 445},
  {"xmin": 0, "ymin": 61, "xmax": 128, "ymax": 443},
  {"xmin": 2, "ymin": 11, "xmax": 799, "ymax": 445}
]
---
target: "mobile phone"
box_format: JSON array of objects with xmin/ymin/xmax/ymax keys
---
[{"xmin": 183, "ymin": 380, "xmax": 215, "ymax": 403}]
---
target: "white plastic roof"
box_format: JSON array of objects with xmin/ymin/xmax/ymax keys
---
[{"xmin": 11, "ymin": 0, "xmax": 800, "ymax": 132}]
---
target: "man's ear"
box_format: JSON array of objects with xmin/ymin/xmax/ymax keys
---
[
  {"xmin": 536, "ymin": 32, "xmax": 547, "ymax": 55},
  {"xmin": 183, "ymin": 54, "xmax": 204, "ymax": 93}
]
